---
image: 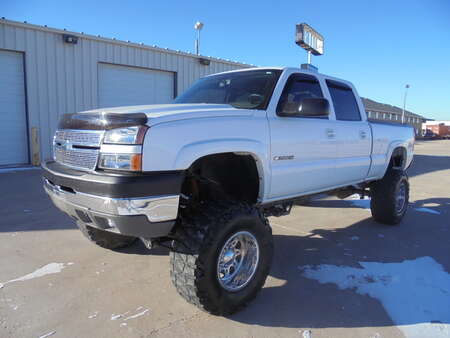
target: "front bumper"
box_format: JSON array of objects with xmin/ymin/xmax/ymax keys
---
[{"xmin": 42, "ymin": 161, "xmax": 183, "ymax": 238}]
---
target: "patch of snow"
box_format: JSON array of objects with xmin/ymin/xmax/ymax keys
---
[
  {"xmin": 0, "ymin": 262, "xmax": 72, "ymax": 288},
  {"xmin": 415, "ymin": 207, "xmax": 441, "ymax": 215},
  {"xmin": 88, "ymin": 312, "xmax": 98, "ymax": 319},
  {"xmin": 38, "ymin": 331, "xmax": 56, "ymax": 338},
  {"xmin": 111, "ymin": 307, "xmax": 150, "ymax": 325},
  {"xmin": 300, "ymin": 257, "xmax": 450, "ymax": 338},
  {"xmin": 347, "ymin": 194, "xmax": 371, "ymax": 210},
  {"xmin": 302, "ymin": 330, "xmax": 312, "ymax": 338},
  {"xmin": 350, "ymin": 236, "xmax": 360, "ymax": 241},
  {"xmin": 111, "ymin": 314, "xmax": 122, "ymax": 320},
  {"xmin": 123, "ymin": 309, "xmax": 149, "ymax": 321},
  {"xmin": 120, "ymin": 323, "xmax": 127, "ymax": 327}
]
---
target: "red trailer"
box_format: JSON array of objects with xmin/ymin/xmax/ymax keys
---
[{"xmin": 426, "ymin": 124, "xmax": 450, "ymax": 139}]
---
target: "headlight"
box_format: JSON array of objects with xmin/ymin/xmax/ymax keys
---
[
  {"xmin": 103, "ymin": 126, "xmax": 148, "ymax": 145},
  {"xmin": 99, "ymin": 126, "xmax": 148, "ymax": 171},
  {"xmin": 98, "ymin": 153, "xmax": 142, "ymax": 171}
]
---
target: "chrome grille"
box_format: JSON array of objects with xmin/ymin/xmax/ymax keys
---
[
  {"xmin": 54, "ymin": 130, "xmax": 103, "ymax": 147},
  {"xmin": 53, "ymin": 129, "xmax": 104, "ymax": 171}
]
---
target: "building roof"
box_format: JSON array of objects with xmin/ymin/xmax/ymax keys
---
[
  {"xmin": 362, "ymin": 97, "xmax": 426, "ymax": 119},
  {"xmin": 0, "ymin": 18, "xmax": 252, "ymax": 67}
]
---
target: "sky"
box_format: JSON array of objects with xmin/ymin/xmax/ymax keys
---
[{"xmin": 2, "ymin": 0, "xmax": 449, "ymax": 120}]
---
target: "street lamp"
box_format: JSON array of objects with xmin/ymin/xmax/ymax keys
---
[
  {"xmin": 194, "ymin": 21, "xmax": 204, "ymax": 55},
  {"xmin": 401, "ymin": 84, "xmax": 410, "ymax": 124}
]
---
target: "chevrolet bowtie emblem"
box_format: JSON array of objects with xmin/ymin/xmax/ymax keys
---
[{"xmin": 56, "ymin": 139, "xmax": 73, "ymax": 151}]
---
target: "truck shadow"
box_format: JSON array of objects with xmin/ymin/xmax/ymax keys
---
[
  {"xmin": 407, "ymin": 154, "xmax": 450, "ymax": 177},
  {"xmin": 0, "ymin": 170, "xmax": 77, "ymax": 232},
  {"xmin": 304, "ymin": 196, "xmax": 450, "ymax": 215},
  {"xmin": 230, "ymin": 202, "xmax": 450, "ymax": 329}
]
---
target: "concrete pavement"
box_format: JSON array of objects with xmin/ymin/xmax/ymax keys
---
[{"xmin": 1, "ymin": 140, "xmax": 449, "ymax": 338}]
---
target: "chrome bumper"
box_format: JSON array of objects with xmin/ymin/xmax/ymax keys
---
[{"xmin": 43, "ymin": 178, "xmax": 179, "ymax": 223}]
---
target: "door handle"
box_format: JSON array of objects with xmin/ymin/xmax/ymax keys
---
[
  {"xmin": 360, "ymin": 131, "xmax": 367, "ymax": 139},
  {"xmin": 326, "ymin": 129, "xmax": 335, "ymax": 138}
]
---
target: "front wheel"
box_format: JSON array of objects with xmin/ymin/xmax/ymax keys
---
[
  {"xmin": 370, "ymin": 169, "xmax": 409, "ymax": 225},
  {"xmin": 169, "ymin": 202, "xmax": 273, "ymax": 315}
]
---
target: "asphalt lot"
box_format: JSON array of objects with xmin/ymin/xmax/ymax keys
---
[{"xmin": 1, "ymin": 140, "xmax": 449, "ymax": 338}]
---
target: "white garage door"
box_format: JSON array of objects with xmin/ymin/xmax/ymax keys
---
[
  {"xmin": 98, "ymin": 63, "xmax": 174, "ymax": 108},
  {"xmin": 0, "ymin": 50, "xmax": 28, "ymax": 166}
]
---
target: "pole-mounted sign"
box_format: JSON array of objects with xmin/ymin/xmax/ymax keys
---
[{"xmin": 295, "ymin": 23, "xmax": 324, "ymax": 70}]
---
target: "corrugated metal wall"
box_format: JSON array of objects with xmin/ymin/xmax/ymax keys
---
[{"xmin": 0, "ymin": 19, "xmax": 250, "ymax": 163}]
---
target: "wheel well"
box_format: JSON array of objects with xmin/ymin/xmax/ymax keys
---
[
  {"xmin": 181, "ymin": 153, "xmax": 260, "ymax": 204},
  {"xmin": 390, "ymin": 147, "xmax": 406, "ymax": 170}
]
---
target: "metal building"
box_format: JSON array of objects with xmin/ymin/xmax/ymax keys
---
[
  {"xmin": 0, "ymin": 19, "xmax": 249, "ymax": 167},
  {"xmin": 362, "ymin": 97, "xmax": 427, "ymax": 135}
]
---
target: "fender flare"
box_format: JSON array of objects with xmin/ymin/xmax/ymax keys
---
[
  {"xmin": 383, "ymin": 140, "xmax": 409, "ymax": 172},
  {"xmin": 174, "ymin": 138, "xmax": 269, "ymax": 200}
]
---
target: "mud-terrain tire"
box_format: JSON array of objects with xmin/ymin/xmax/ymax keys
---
[
  {"xmin": 77, "ymin": 222, "xmax": 136, "ymax": 249},
  {"xmin": 169, "ymin": 202, "xmax": 273, "ymax": 316},
  {"xmin": 370, "ymin": 169, "xmax": 409, "ymax": 225}
]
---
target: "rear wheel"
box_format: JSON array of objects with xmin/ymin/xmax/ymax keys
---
[
  {"xmin": 77, "ymin": 222, "xmax": 136, "ymax": 249},
  {"xmin": 370, "ymin": 169, "xmax": 409, "ymax": 225},
  {"xmin": 169, "ymin": 202, "xmax": 273, "ymax": 315}
]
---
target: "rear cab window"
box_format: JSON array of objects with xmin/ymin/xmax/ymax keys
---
[{"xmin": 326, "ymin": 80, "xmax": 362, "ymax": 121}]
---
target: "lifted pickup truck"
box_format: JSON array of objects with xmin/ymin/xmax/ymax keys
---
[{"xmin": 43, "ymin": 67, "xmax": 414, "ymax": 315}]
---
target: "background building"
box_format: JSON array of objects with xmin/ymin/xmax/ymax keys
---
[
  {"xmin": 0, "ymin": 19, "xmax": 430, "ymax": 168},
  {"xmin": 0, "ymin": 19, "xmax": 249, "ymax": 167},
  {"xmin": 362, "ymin": 98, "xmax": 427, "ymax": 135}
]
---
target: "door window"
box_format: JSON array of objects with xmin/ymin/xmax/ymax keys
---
[
  {"xmin": 277, "ymin": 74, "xmax": 324, "ymax": 116},
  {"xmin": 326, "ymin": 80, "xmax": 361, "ymax": 121}
]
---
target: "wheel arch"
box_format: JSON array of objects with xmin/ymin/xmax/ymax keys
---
[
  {"xmin": 180, "ymin": 151, "xmax": 264, "ymax": 204},
  {"xmin": 175, "ymin": 139, "xmax": 269, "ymax": 202},
  {"xmin": 388, "ymin": 145, "xmax": 408, "ymax": 170}
]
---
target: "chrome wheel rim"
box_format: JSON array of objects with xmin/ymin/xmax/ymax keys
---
[
  {"xmin": 217, "ymin": 231, "xmax": 260, "ymax": 292},
  {"xmin": 396, "ymin": 181, "xmax": 407, "ymax": 214}
]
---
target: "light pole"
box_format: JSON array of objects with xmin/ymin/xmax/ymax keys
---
[
  {"xmin": 194, "ymin": 21, "xmax": 204, "ymax": 55},
  {"xmin": 401, "ymin": 84, "xmax": 410, "ymax": 124}
]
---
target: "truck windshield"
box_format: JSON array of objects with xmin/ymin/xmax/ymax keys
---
[{"xmin": 174, "ymin": 69, "xmax": 282, "ymax": 110}]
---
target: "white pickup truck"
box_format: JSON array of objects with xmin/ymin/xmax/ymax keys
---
[{"xmin": 42, "ymin": 67, "xmax": 414, "ymax": 315}]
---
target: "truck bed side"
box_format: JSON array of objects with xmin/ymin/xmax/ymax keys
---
[{"xmin": 367, "ymin": 122, "xmax": 415, "ymax": 179}]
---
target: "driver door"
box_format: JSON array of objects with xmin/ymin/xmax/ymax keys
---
[{"xmin": 268, "ymin": 73, "xmax": 338, "ymax": 200}]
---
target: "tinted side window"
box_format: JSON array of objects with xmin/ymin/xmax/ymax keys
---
[
  {"xmin": 326, "ymin": 80, "xmax": 361, "ymax": 121},
  {"xmin": 277, "ymin": 74, "xmax": 323, "ymax": 116}
]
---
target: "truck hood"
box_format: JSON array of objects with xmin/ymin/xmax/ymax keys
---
[{"xmin": 68, "ymin": 104, "xmax": 255, "ymax": 128}]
